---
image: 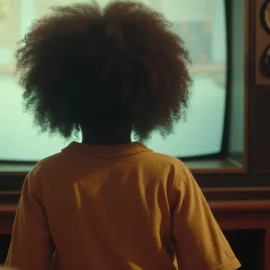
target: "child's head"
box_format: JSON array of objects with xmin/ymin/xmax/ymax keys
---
[{"xmin": 17, "ymin": 1, "xmax": 192, "ymax": 142}]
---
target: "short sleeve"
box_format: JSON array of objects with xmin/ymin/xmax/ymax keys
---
[
  {"xmin": 5, "ymin": 168, "xmax": 54, "ymax": 270},
  {"xmin": 172, "ymin": 166, "xmax": 241, "ymax": 270}
]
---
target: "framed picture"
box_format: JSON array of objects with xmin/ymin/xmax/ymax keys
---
[{"xmin": 0, "ymin": 0, "xmax": 20, "ymax": 74}]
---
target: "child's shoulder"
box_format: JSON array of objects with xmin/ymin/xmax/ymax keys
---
[
  {"xmin": 37, "ymin": 152, "xmax": 65, "ymax": 167},
  {"xmin": 140, "ymin": 149, "xmax": 189, "ymax": 176},
  {"xmin": 145, "ymin": 150, "xmax": 183, "ymax": 165},
  {"xmin": 29, "ymin": 152, "xmax": 66, "ymax": 178}
]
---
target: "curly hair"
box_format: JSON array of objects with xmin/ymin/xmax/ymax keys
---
[{"xmin": 17, "ymin": 0, "xmax": 192, "ymax": 141}]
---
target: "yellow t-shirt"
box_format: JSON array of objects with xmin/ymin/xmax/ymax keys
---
[{"xmin": 5, "ymin": 142, "xmax": 240, "ymax": 270}]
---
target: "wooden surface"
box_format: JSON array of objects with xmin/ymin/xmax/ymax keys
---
[
  {"xmin": 1, "ymin": 200, "xmax": 270, "ymax": 216},
  {"xmin": 1, "ymin": 200, "xmax": 270, "ymax": 232},
  {"xmin": 0, "ymin": 204, "xmax": 15, "ymax": 235},
  {"xmin": 212, "ymin": 200, "xmax": 270, "ymax": 270},
  {"xmin": 1, "ymin": 200, "xmax": 270, "ymax": 269},
  {"xmin": 255, "ymin": 0, "xmax": 270, "ymax": 86}
]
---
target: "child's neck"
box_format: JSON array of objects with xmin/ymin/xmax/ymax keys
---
[{"xmin": 82, "ymin": 130, "xmax": 132, "ymax": 146}]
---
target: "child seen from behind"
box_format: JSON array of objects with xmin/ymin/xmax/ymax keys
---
[{"xmin": 5, "ymin": 1, "xmax": 241, "ymax": 269}]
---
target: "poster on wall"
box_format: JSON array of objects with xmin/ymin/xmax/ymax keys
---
[{"xmin": 0, "ymin": 0, "xmax": 20, "ymax": 74}]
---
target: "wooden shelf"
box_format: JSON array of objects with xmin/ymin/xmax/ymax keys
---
[
  {"xmin": 1, "ymin": 200, "xmax": 270, "ymax": 269},
  {"xmin": 210, "ymin": 200, "xmax": 270, "ymax": 212}
]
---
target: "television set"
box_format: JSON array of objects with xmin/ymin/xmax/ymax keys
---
[{"xmin": 0, "ymin": 0, "xmax": 246, "ymax": 175}]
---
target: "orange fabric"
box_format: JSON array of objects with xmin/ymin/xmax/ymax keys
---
[{"xmin": 5, "ymin": 142, "xmax": 241, "ymax": 270}]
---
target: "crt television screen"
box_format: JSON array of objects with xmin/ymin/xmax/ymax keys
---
[{"xmin": 0, "ymin": 0, "xmax": 227, "ymax": 161}]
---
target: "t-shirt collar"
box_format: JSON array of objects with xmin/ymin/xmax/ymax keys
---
[{"xmin": 62, "ymin": 141, "xmax": 152, "ymax": 159}]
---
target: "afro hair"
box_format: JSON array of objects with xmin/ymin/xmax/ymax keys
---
[{"xmin": 16, "ymin": 0, "xmax": 192, "ymax": 141}]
